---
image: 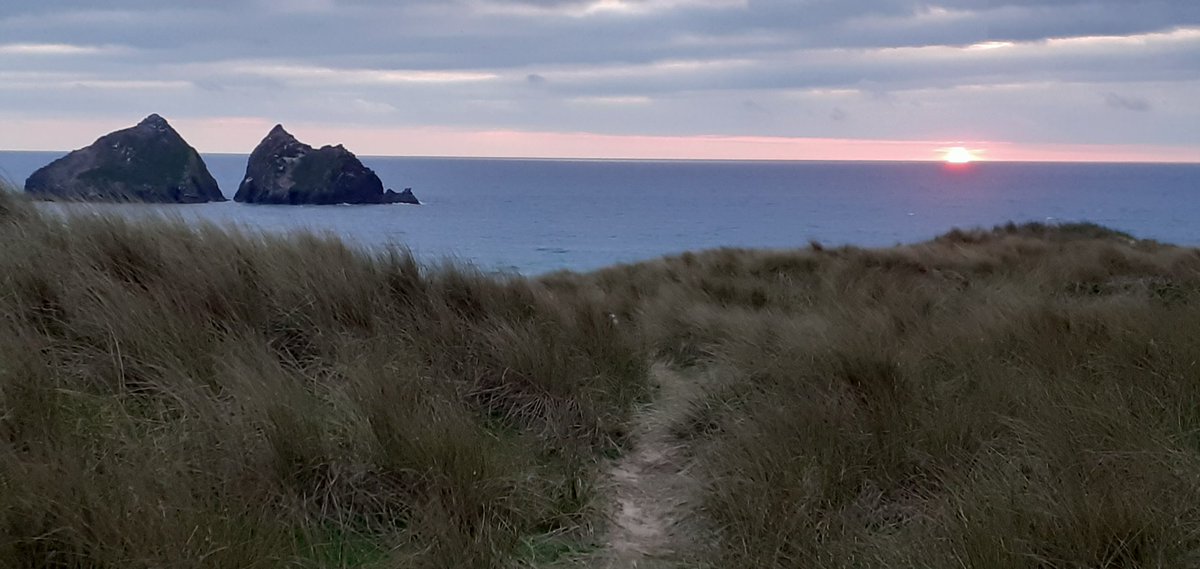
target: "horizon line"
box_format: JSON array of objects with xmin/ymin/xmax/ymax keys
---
[
  {"xmin": 1, "ymin": 116, "xmax": 1196, "ymax": 164},
  {"xmin": 3, "ymin": 148, "xmax": 1197, "ymax": 166}
]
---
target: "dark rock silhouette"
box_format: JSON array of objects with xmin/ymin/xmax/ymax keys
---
[
  {"xmin": 24, "ymin": 114, "xmax": 224, "ymax": 203},
  {"xmin": 385, "ymin": 188, "xmax": 420, "ymax": 205},
  {"xmin": 235, "ymin": 125, "xmax": 418, "ymax": 205}
]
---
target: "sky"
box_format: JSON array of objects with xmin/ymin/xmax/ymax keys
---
[{"xmin": 0, "ymin": 0, "xmax": 1197, "ymax": 161}]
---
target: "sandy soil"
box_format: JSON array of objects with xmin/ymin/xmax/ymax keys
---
[{"xmin": 594, "ymin": 363, "xmax": 706, "ymax": 569}]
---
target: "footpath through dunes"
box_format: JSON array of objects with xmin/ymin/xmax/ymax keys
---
[{"xmin": 592, "ymin": 363, "xmax": 710, "ymax": 569}]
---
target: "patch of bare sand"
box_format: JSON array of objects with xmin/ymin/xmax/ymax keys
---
[{"xmin": 594, "ymin": 362, "xmax": 708, "ymax": 569}]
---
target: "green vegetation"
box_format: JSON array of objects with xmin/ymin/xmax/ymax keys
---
[
  {"xmin": 5, "ymin": 184, "xmax": 1200, "ymax": 568},
  {"xmin": 579, "ymin": 221, "xmax": 1200, "ymax": 568},
  {"xmin": 0, "ymin": 188, "xmax": 644, "ymax": 568}
]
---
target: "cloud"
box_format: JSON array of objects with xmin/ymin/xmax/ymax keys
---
[
  {"xmin": 349, "ymin": 98, "xmax": 398, "ymax": 114},
  {"xmin": 0, "ymin": 71, "xmax": 190, "ymax": 90},
  {"xmin": 740, "ymin": 99, "xmax": 767, "ymax": 114},
  {"xmin": 228, "ymin": 63, "xmax": 500, "ymax": 85},
  {"xmin": 0, "ymin": 43, "xmax": 124, "ymax": 55},
  {"xmin": 569, "ymin": 95, "xmax": 653, "ymax": 105},
  {"xmin": 256, "ymin": 0, "xmax": 336, "ymax": 13},
  {"xmin": 471, "ymin": 0, "xmax": 745, "ymax": 19},
  {"xmin": 0, "ymin": 0, "xmax": 1197, "ymax": 157},
  {"xmin": 1103, "ymin": 92, "xmax": 1151, "ymax": 111}
]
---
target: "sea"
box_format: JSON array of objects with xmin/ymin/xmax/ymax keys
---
[{"xmin": 2, "ymin": 151, "xmax": 1198, "ymax": 275}]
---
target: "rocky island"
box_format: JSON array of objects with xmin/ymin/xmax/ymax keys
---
[
  {"xmin": 24, "ymin": 114, "xmax": 224, "ymax": 203},
  {"xmin": 234, "ymin": 125, "xmax": 419, "ymax": 205}
]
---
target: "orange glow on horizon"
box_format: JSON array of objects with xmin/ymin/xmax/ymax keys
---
[{"xmin": 0, "ymin": 116, "xmax": 1196, "ymax": 163}]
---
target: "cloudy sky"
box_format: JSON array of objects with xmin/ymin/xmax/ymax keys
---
[{"xmin": 1, "ymin": 0, "xmax": 1197, "ymax": 161}]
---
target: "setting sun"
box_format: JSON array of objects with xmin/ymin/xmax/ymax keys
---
[{"xmin": 943, "ymin": 146, "xmax": 977, "ymax": 163}]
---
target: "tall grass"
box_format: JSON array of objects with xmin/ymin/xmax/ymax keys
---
[
  {"xmin": 7, "ymin": 179, "xmax": 1200, "ymax": 567},
  {"xmin": 583, "ymin": 223, "xmax": 1200, "ymax": 567},
  {"xmin": 0, "ymin": 189, "xmax": 646, "ymax": 568}
]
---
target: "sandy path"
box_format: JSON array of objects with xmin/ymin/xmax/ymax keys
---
[{"xmin": 595, "ymin": 363, "xmax": 704, "ymax": 568}]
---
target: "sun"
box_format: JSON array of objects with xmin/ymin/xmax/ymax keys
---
[{"xmin": 943, "ymin": 147, "xmax": 976, "ymax": 164}]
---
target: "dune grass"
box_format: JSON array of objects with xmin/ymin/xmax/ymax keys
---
[
  {"xmin": 5, "ymin": 181, "xmax": 1200, "ymax": 568},
  {"xmin": 0, "ymin": 188, "xmax": 646, "ymax": 568},
  {"xmin": 576, "ymin": 222, "xmax": 1200, "ymax": 568}
]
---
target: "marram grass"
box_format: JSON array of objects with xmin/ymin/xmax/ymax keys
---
[
  {"xmin": 0, "ymin": 188, "xmax": 645, "ymax": 568},
  {"xmin": 4, "ymin": 185, "xmax": 1200, "ymax": 568},
  {"xmin": 580, "ymin": 220, "xmax": 1200, "ymax": 568}
]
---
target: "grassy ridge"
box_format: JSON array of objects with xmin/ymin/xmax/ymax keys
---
[
  {"xmin": 583, "ymin": 224, "xmax": 1200, "ymax": 567},
  {"xmin": 0, "ymin": 189, "xmax": 645, "ymax": 568}
]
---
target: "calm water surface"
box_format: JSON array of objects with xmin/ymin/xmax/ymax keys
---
[{"xmin": 2, "ymin": 151, "xmax": 1197, "ymax": 274}]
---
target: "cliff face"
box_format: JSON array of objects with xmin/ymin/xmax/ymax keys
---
[
  {"xmin": 25, "ymin": 114, "xmax": 224, "ymax": 203},
  {"xmin": 235, "ymin": 125, "xmax": 417, "ymax": 205}
]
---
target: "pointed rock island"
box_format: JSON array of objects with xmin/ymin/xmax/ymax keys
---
[
  {"xmin": 25, "ymin": 114, "xmax": 224, "ymax": 203},
  {"xmin": 235, "ymin": 125, "xmax": 419, "ymax": 205}
]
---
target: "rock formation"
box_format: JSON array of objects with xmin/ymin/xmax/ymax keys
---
[
  {"xmin": 385, "ymin": 188, "xmax": 420, "ymax": 205},
  {"xmin": 24, "ymin": 114, "xmax": 224, "ymax": 203},
  {"xmin": 234, "ymin": 125, "xmax": 418, "ymax": 205}
]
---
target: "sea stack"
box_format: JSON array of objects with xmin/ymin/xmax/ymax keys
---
[
  {"xmin": 235, "ymin": 125, "xmax": 418, "ymax": 205},
  {"xmin": 24, "ymin": 114, "xmax": 224, "ymax": 203},
  {"xmin": 385, "ymin": 188, "xmax": 420, "ymax": 205}
]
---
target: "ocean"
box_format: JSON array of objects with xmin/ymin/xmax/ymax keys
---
[{"xmin": 2, "ymin": 151, "xmax": 1198, "ymax": 274}]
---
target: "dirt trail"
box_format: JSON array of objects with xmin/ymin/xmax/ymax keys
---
[{"xmin": 594, "ymin": 362, "xmax": 705, "ymax": 568}]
